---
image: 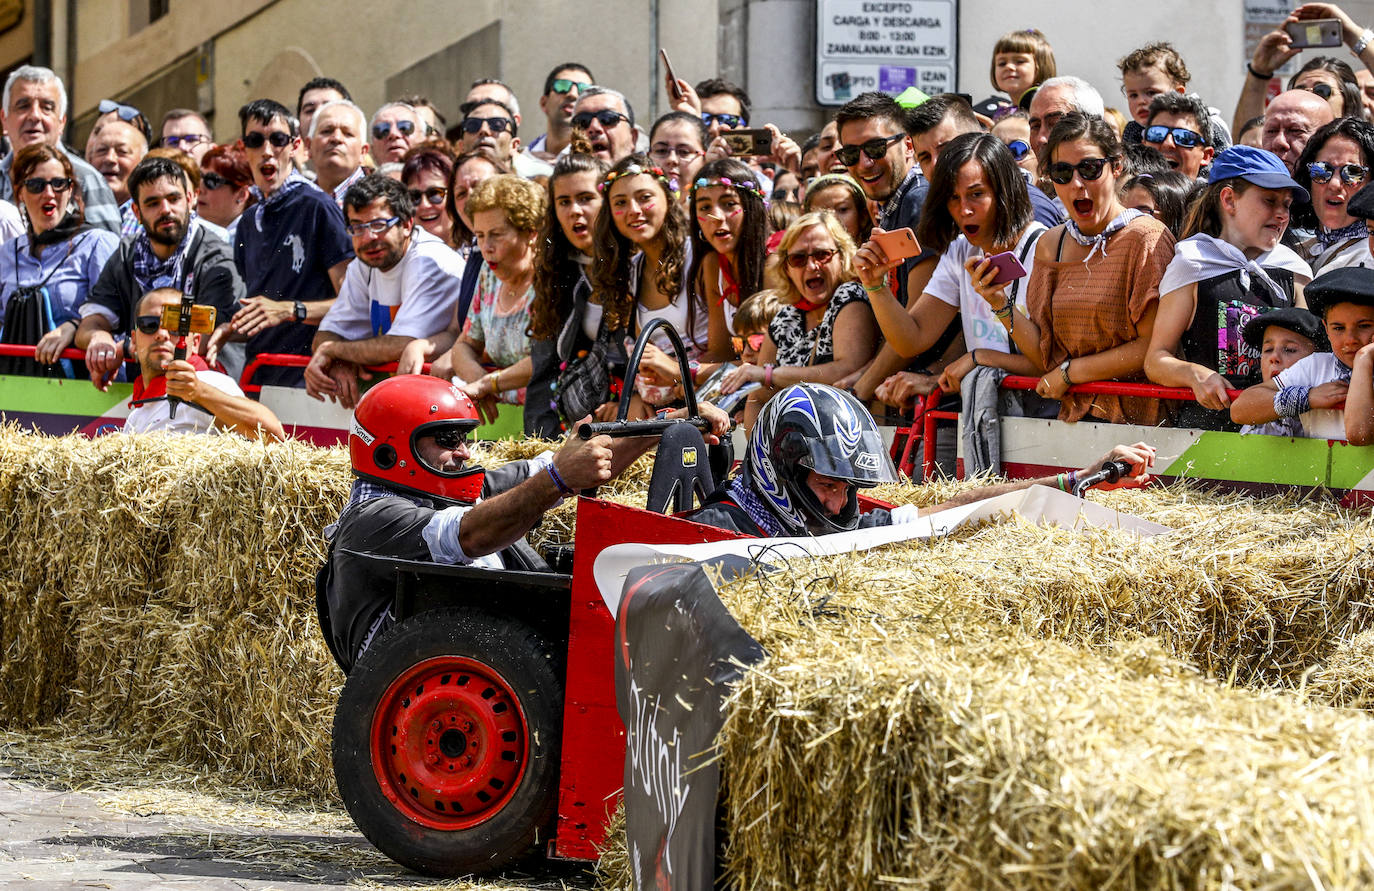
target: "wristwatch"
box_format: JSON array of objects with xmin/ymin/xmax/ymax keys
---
[
  {"xmin": 293, "ymin": 301, "xmax": 307, "ymax": 322},
  {"xmin": 1059, "ymin": 358, "xmax": 1073, "ymax": 387}
]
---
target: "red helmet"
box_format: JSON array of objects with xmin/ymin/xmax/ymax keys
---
[{"xmin": 349, "ymin": 375, "xmax": 486, "ymax": 505}]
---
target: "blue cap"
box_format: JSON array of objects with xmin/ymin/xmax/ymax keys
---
[{"xmin": 1207, "ymin": 145, "xmax": 1310, "ymax": 204}]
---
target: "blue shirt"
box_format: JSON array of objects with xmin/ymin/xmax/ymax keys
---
[{"xmin": 0, "ymin": 227, "xmax": 120, "ymax": 326}]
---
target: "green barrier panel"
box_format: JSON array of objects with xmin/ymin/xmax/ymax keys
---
[{"xmin": 474, "ymin": 403, "xmax": 525, "ymax": 441}]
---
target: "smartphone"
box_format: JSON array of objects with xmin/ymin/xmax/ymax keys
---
[
  {"xmin": 722, "ymin": 128, "xmax": 773, "ymax": 156},
  {"xmin": 871, "ymin": 227, "xmax": 921, "ymax": 262},
  {"xmin": 1286, "ymin": 18, "xmax": 1343, "ymax": 49},
  {"xmin": 985, "ymin": 251, "xmax": 1028, "ymax": 286},
  {"xmin": 659, "ymin": 48, "xmax": 684, "ymax": 102}
]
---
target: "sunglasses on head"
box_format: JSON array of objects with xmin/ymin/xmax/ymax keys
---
[
  {"xmin": 834, "ymin": 132, "xmax": 905, "ymax": 168},
  {"xmin": 430, "ymin": 428, "xmax": 469, "ymax": 449},
  {"xmin": 461, "ymin": 116, "xmax": 513, "ymax": 135},
  {"xmin": 571, "ymin": 109, "xmax": 630, "ymax": 130},
  {"xmin": 408, "ymin": 186, "xmax": 448, "ymax": 206},
  {"xmin": 371, "ymin": 120, "xmax": 416, "ymax": 140},
  {"xmin": 549, "ymin": 78, "xmax": 589, "ymax": 95},
  {"xmin": 731, "ymin": 333, "xmax": 766, "ymax": 353},
  {"xmin": 1005, "ymin": 139, "xmax": 1031, "ymax": 161},
  {"xmin": 22, "ymin": 176, "xmax": 71, "ymax": 194},
  {"xmin": 701, "ymin": 112, "xmax": 747, "ymax": 129},
  {"xmin": 1308, "ymin": 161, "xmax": 1369, "ymax": 185},
  {"xmin": 344, "ymin": 215, "xmax": 401, "ymax": 237},
  {"xmin": 1302, "ymin": 82, "xmax": 1335, "ymax": 99},
  {"xmin": 242, "ymin": 130, "xmax": 292, "ymax": 150},
  {"xmin": 1143, "ymin": 125, "xmax": 1206, "ymax": 148},
  {"xmin": 785, "ymin": 248, "xmax": 837, "ymax": 269},
  {"xmin": 1046, "ymin": 156, "xmax": 1118, "ymax": 185},
  {"xmin": 99, "ymin": 98, "xmax": 143, "ymax": 122},
  {"xmin": 162, "ymin": 133, "xmax": 207, "ymax": 149},
  {"xmin": 134, "ymin": 315, "xmax": 164, "ymax": 335}
]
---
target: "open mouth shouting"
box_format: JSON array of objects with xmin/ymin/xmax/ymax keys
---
[{"xmin": 1071, "ymin": 198, "xmax": 1095, "ymax": 219}]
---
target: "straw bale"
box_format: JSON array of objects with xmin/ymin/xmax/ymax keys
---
[{"xmin": 1310, "ymin": 628, "xmax": 1374, "ymax": 709}]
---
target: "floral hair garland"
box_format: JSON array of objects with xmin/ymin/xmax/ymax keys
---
[
  {"xmin": 690, "ymin": 175, "xmax": 763, "ymax": 198},
  {"xmin": 598, "ymin": 163, "xmax": 677, "ymax": 196}
]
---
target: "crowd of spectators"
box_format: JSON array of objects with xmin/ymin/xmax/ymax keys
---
[{"xmin": 5, "ymin": 2, "xmax": 1374, "ymax": 445}]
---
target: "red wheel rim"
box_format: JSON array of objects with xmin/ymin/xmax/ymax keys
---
[{"xmin": 369, "ymin": 656, "xmax": 529, "ymax": 830}]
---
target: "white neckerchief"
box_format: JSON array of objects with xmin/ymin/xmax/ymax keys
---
[
  {"xmin": 1064, "ymin": 208, "xmax": 1144, "ymax": 263},
  {"xmin": 1157, "ymin": 233, "xmax": 1312, "ymax": 303}
]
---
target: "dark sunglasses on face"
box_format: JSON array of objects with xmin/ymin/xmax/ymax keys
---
[
  {"xmin": 834, "ymin": 132, "xmax": 905, "ymax": 168},
  {"xmin": 22, "ymin": 176, "xmax": 71, "ymax": 194},
  {"xmin": 200, "ymin": 171, "xmax": 228, "ymax": 190},
  {"xmin": 344, "ymin": 215, "xmax": 401, "ymax": 237},
  {"xmin": 1005, "ymin": 139, "xmax": 1031, "ymax": 161},
  {"xmin": 430, "ymin": 428, "xmax": 469, "ymax": 449},
  {"xmin": 549, "ymin": 78, "xmax": 589, "ymax": 95},
  {"xmin": 162, "ymin": 133, "xmax": 207, "ymax": 149},
  {"xmin": 1302, "ymin": 82, "xmax": 1335, "ymax": 100},
  {"xmin": 1308, "ymin": 161, "xmax": 1369, "ymax": 185},
  {"xmin": 701, "ymin": 112, "xmax": 747, "ymax": 129},
  {"xmin": 731, "ymin": 333, "xmax": 766, "ymax": 353},
  {"xmin": 1143, "ymin": 125, "xmax": 1206, "ymax": 148},
  {"xmin": 408, "ymin": 186, "xmax": 449, "ymax": 206},
  {"xmin": 571, "ymin": 109, "xmax": 631, "ymax": 130},
  {"xmin": 461, "ymin": 116, "xmax": 513, "ymax": 135},
  {"xmin": 371, "ymin": 120, "xmax": 416, "ymax": 140},
  {"xmin": 785, "ymin": 248, "xmax": 837, "ymax": 269},
  {"xmin": 242, "ymin": 130, "xmax": 292, "ymax": 150},
  {"xmin": 134, "ymin": 315, "xmax": 164, "ymax": 335},
  {"xmin": 1046, "ymin": 156, "xmax": 1118, "ymax": 185}
]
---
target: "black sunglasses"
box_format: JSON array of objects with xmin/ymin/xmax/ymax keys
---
[
  {"xmin": 461, "ymin": 116, "xmax": 513, "ymax": 135},
  {"xmin": 1308, "ymin": 161, "xmax": 1369, "ymax": 185},
  {"xmin": 134, "ymin": 315, "xmax": 164, "ymax": 335},
  {"xmin": 242, "ymin": 130, "xmax": 292, "ymax": 150},
  {"xmin": 701, "ymin": 111, "xmax": 747, "ymax": 129},
  {"xmin": 430, "ymin": 428, "xmax": 469, "ymax": 449},
  {"xmin": 22, "ymin": 176, "xmax": 71, "ymax": 194},
  {"xmin": 571, "ymin": 109, "xmax": 630, "ymax": 130},
  {"xmin": 1046, "ymin": 156, "xmax": 1119, "ymax": 185},
  {"xmin": 371, "ymin": 120, "xmax": 416, "ymax": 140},
  {"xmin": 1302, "ymin": 82, "xmax": 1335, "ymax": 100},
  {"xmin": 834, "ymin": 133, "xmax": 905, "ymax": 168},
  {"xmin": 408, "ymin": 186, "xmax": 448, "ymax": 206},
  {"xmin": 1143, "ymin": 125, "xmax": 1206, "ymax": 148},
  {"xmin": 201, "ymin": 171, "xmax": 228, "ymax": 190}
]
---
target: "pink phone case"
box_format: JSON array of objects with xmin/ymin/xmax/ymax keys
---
[
  {"xmin": 872, "ymin": 228, "xmax": 921, "ymax": 262},
  {"xmin": 986, "ymin": 251, "xmax": 1027, "ymax": 286}
]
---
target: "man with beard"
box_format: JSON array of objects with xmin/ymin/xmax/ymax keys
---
[
  {"xmin": 309, "ymin": 99, "xmax": 368, "ymax": 207},
  {"xmin": 306, "ymin": 174, "xmax": 463, "ymax": 409},
  {"xmin": 571, "ymin": 86, "xmax": 641, "ymax": 164},
  {"xmin": 123, "ymin": 287, "xmax": 283, "ymax": 439},
  {"xmin": 76, "ymin": 156, "xmax": 244, "ymax": 390},
  {"xmin": 221, "ymin": 99, "xmax": 354, "ymax": 388}
]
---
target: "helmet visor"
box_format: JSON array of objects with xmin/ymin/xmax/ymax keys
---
[
  {"xmin": 797, "ymin": 427, "xmax": 898, "ymax": 487},
  {"xmin": 412, "ymin": 418, "xmax": 480, "ymax": 476}
]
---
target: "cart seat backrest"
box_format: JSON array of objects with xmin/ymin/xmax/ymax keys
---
[{"xmin": 646, "ymin": 422, "xmax": 715, "ymax": 514}]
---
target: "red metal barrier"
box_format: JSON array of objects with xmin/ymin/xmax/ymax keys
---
[
  {"xmin": 238, "ymin": 354, "xmax": 429, "ymax": 394},
  {"xmin": 0, "ymin": 345, "xmax": 89, "ymax": 360},
  {"xmin": 917, "ymin": 376, "xmax": 1245, "ymax": 481}
]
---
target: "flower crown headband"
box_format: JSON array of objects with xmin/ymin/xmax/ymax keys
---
[
  {"xmin": 598, "ymin": 163, "xmax": 677, "ymax": 196},
  {"xmin": 690, "ymin": 175, "xmax": 763, "ymax": 198}
]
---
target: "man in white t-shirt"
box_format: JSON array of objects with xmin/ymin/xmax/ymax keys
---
[
  {"xmin": 124, "ymin": 288, "xmax": 284, "ymax": 439},
  {"xmin": 306, "ymin": 174, "xmax": 465, "ymax": 409}
]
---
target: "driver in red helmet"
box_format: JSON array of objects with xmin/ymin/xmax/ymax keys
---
[{"xmin": 320, "ymin": 374, "xmax": 727, "ymax": 673}]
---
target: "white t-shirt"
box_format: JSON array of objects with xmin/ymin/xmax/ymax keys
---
[
  {"xmin": 124, "ymin": 369, "xmax": 243, "ymax": 435},
  {"xmin": 320, "ymin": 228, "xmax": 464, "ymax": 341},
  {"xmin": 1273, "ymin": 351, "xmax": 1348, "ymax": 440},
  {"xmin": 924, "ymin": 225, "xmax": 1044, "ymax": 352}
]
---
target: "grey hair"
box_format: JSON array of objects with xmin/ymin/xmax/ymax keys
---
[
  {"xmin": 370, "ymin": 101, "xmax": 419, "ymax": 128},
  {"xmin": 3, "ymin": 65, "xmax": 67, "ymax": 117},
  {"xmin": 576, "ymin": 86, "xmax": 636, "ymax": 128},
  {"xmin": 309, "ymin": 99, "xmax": 368, "ymax": 139},
  {"xmin": 1038, "ymin": 75, "xmax": 1105, "ymax": 118},
  {"xmin": 470, "ymin": 78, "xmax": 520, "ymax": 118}
]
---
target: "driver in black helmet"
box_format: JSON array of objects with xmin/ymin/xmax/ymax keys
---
[{"xmin": 688, "ymin": 383, "xmax": 1156, "ymax": 537}]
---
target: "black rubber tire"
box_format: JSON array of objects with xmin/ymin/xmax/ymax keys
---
[{"xmin": 332, "ymin": 607, "xmax": 563, "ymax": 877}]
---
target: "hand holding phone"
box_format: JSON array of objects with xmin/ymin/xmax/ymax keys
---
[
  {"xmin": 722, "ymin": 128, "xmax": 773, "ymax": 156},
  {"xmin": 1285, "ymin": 18, "xmax": 1343, "ymax": 48},
  {"xmin": 870, "ymin": 227, "xmax": 921, "ymax": 263},
  {"xmin": 660, "ymin": 48, "xmax": 685, "ymax": 102},
  {"xmin": 984, "ymin": 251, "xmax": 1028, "ymax": 286}
]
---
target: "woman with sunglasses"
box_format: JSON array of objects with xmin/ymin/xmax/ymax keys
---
[
  {"xmin": 0, "ymin": 144, "xmax": 119, "ymax": 377},
  {"xmin": 688, "ymin": 159, "xmax": 769, "ymax": 362},
  {"xmin": 720, "ymin": 211, "xmax": 878, "ymax": 429},
  {"xmin": 1145, "ymin": 145, "xmax": 1313, "ymax": 429},
  {"xmin": 400, "ymin": 145, "xmax": 456, "ymax": 247},
  {"xmin": 1292, "ymin": 118, "xmax": 1374, "ymax": 275},
  {"xmin": 974, "ymin": 112, "xmax": 1175, "ymax": 426},
  {"xmin": 197, "ymin": 144, "xmax": 254, "ymax": 237},
  {"xmin": 802, "ymin": 173, "xmax": 875, "ymax": 244},
  {"xmin": 525, "ymin": 153, "xmax": 609, "ymax": 435}
]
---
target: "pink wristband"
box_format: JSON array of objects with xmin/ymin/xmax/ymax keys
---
[{"xmin": 764, "ymin": 364, "xmax": 774, "ymax": 387}]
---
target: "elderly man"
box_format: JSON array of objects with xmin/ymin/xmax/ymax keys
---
[
  {"xmin": 0, "ymin": 65, "xmax": 120, "ymax": 233},
  {"xmin": 369, "ymin": 101, "xmax": 422, "ymax": 167},
  {"xmin": 1026, "ymin": 75, "xmax": 1106, "ymax": 159},
  {"xmin": 306, "ymin": 174, "xmax": 462, "ymax": 409},
  {"xmin": 310, "ymin": 99, "xmax": 368, "ymax": 206},
  {"xmin": 1261, "ymin": 89, "xmax": 1335, "ymax": 173},
  {"xmin": 528, "ymin": 63, "xmax": 594, "ymax": 160},
  {"xmin": 572, "ymin": 86, "xmax": 641, "ymax": 164},
  {"xmin": 159, "ymin": 109, "xmax": 214, "ymax": 163},
  {"xmin": 88, "ymin": 117, "xmax": 148, "ymax": 209},
  {"xmin": 124, "ymin": 287, "xmax": 283, "ymax": 439}
]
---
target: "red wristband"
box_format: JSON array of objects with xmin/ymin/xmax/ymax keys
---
[{"xmin": 764, "ymin": 364, "xmax": 774, "ymax": 387}]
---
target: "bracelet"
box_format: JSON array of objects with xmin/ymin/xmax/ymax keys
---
[
  {"xmin": 1059, "ymin": 359, "xmax": 1073, "ymax": 387},
  {"xmin": 764, "ymin": 363, "xmax": 774, "ymax": 386},
  {"xmin": 1356, "ymin": 27, "xmax": 1374, "ymax": 55},
  {"xmin": 861, "ymin": 281, "xmax": 885, "ymax": 293},
  {"xmin": 994, "ymin": 299, "xmax": 1014, "ymax": 322},
  {"xmin": 1067, "ymin": 470, "xmax": 1078, "ymax": 492},
  {"xmin": 971, "ymin": 349, "xmax": 980, "ymax": 367},
  {"xmin": 1247, "ymin": 62, "xmax": 1274, "ymax": 80},
  {"xmin": 487, "ymin": 370, "xmax": 500, "ymax": 394},
  {"xmin": 1055, "ymin": 473, "xmax": 1068, "ymax": 492},
  {"xmin": 545, "ymin": 462, "xmax": 575, "ymax": 497}
]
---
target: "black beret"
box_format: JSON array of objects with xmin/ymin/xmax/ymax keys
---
[
  {"xmin": 1347, "ymin": 182, "xmax": 1374, "ymax": 220},
  {"xmin": 1305, "ymin": 266, "xmax": 1374, "ymax": 317},
  {"xmin": 1240, "ymin": 305, "xmax": 1323, "ymax": 350}
]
